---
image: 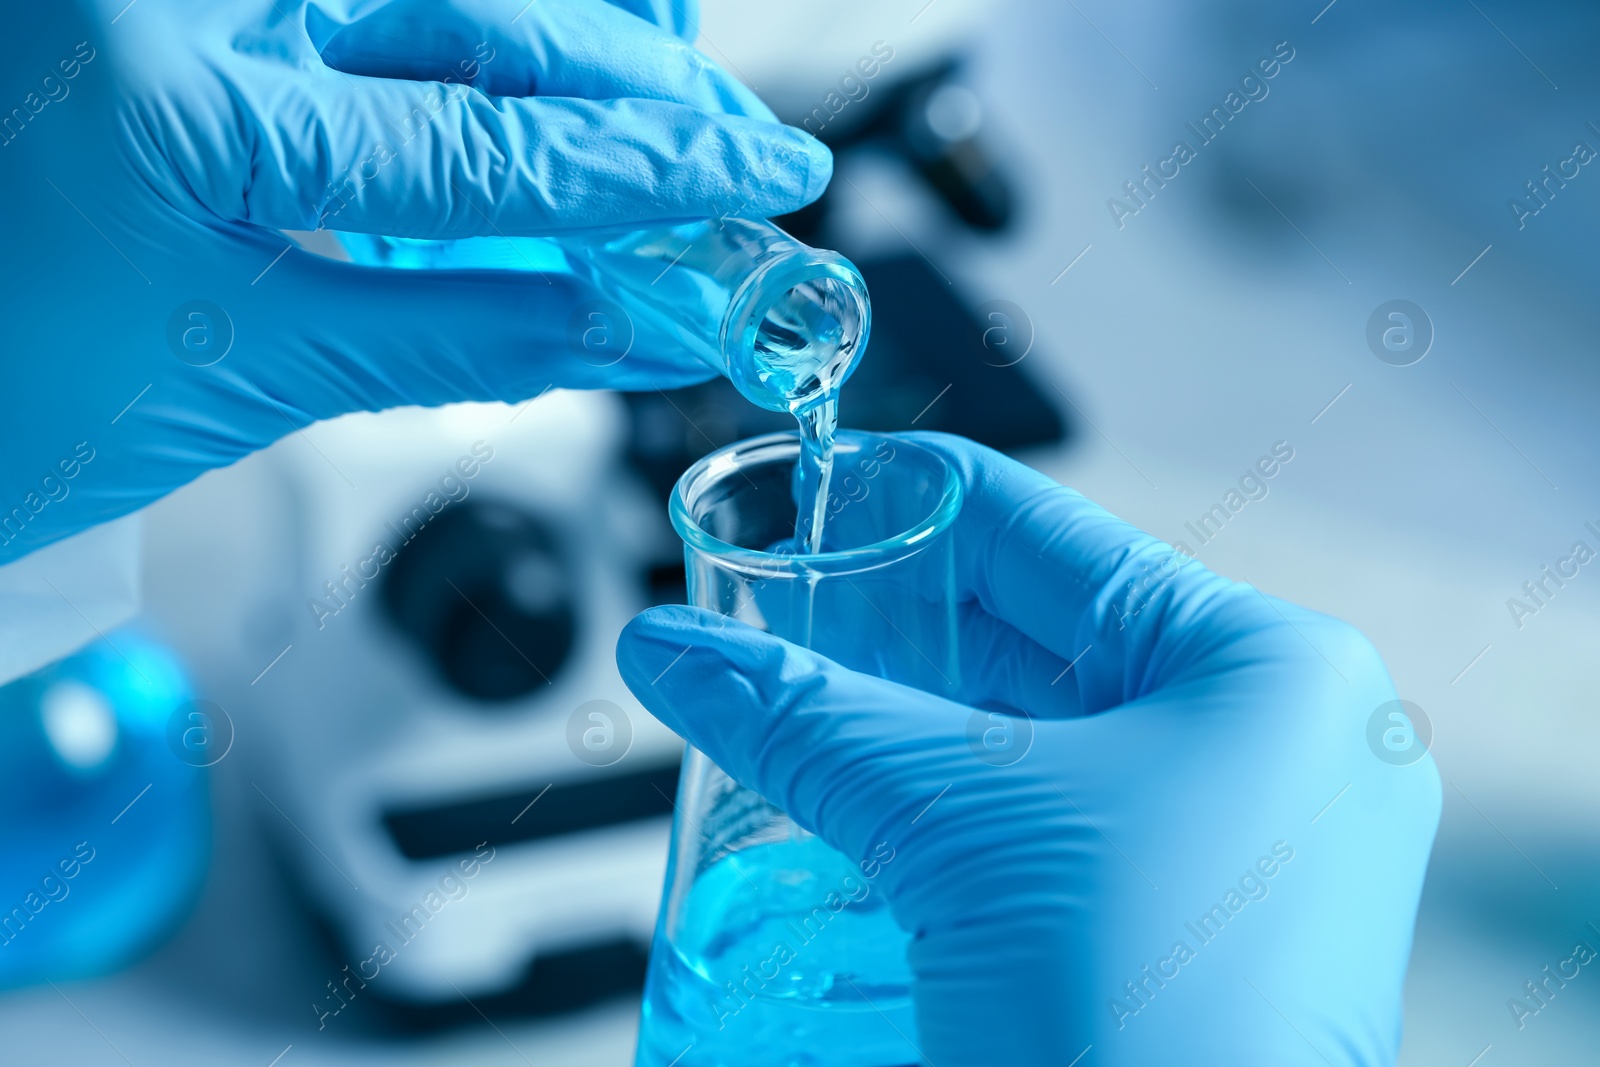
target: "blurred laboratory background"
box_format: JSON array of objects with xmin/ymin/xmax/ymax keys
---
[{"xmin": 3, "ymin": 0, "xmax": 1598, "ymax": 1063}]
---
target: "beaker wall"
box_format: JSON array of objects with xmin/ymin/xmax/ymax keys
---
[{"xmin": 636, "ymin": 431, "xmax": 962, "ymax": 1067}]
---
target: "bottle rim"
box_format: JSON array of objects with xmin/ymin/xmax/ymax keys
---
[{"xmin": 719, "ymin": 248, "xmax": 873, "ymax": 414}]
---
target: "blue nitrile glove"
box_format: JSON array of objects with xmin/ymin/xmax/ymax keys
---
[
  {"xmin": 617, "ymin": 433, "xmax": 1441, "ymax": 1066},
  {"xmin": 0, "ymin": 0, "xmax": 829, "ymax": 564}
]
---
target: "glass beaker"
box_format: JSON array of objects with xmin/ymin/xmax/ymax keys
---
[
  {"xmin": 636, "ymin": 431, "xmax": 963, "ymax": 1067},
  {"xmin": 337, "ymin": 218, "xmax": 870, "ymax": 414}
]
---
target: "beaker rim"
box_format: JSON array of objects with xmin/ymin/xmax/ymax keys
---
[{"xmin": 669, "ymin": 430, "xmax": 963, "ymax": 574}]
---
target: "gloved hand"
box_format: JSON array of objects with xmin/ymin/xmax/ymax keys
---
[
  {"xmin": 618, "ymin": 433, "xmax": 1441, "ymax": 1066},
  {"xmin": 0, "ymin": 0, "xmax": 829, "ymax": 563}
]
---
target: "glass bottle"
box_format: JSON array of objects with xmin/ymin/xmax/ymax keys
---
[{"xmin": 338, "ymin": 219, "xmax": 870, "ymax": 414}]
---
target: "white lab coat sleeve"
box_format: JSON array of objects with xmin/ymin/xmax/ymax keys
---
[{"xmin": 0, "ymin": 514, "xmax": 141, "ymax": 685}]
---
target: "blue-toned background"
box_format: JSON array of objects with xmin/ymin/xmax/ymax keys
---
[{"xmin": 2, "ymin": 1, "xmax": 1596, "ymax": 1063}]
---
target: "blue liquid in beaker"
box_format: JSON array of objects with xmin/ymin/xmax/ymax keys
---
[{"xmin": 635, "ymin": 836, "xmax": 919, "ymax": 1067}]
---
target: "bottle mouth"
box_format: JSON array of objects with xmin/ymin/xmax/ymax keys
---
[{"xmin": 721, "ymin": 251, "xmax": 872, "ymax": 413}]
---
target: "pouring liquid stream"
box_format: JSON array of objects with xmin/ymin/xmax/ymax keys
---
[
  {"xmin": 749, "ymin": 275, "xmax": 857, "ymax": 560},
  {"xmin": 793, "ymin": 395, "xmax": 838, "ymax": 556}
]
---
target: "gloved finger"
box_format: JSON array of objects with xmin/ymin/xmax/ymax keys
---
[
  {"xmin": 319, "ymin": 0, "xmax": 770, "ymax": 120},
  {"xmin": 603, "ymin": 0, "xmax": 698, "ymax": 40},
  {"xmin": 233, "ymin": 246, "xmax": 716, "ymax": 421},
  {"xmin": 901, "ymin": 432, "xmax": 1248, "ymax": 707},
  {"xmin": 617, "ymin": 605, "xmax": 990, "ymax": 860},
  {"xmin": 733, "ymin": 568, "xmax": 1081, "ymax": 718},
  {"xmin": 953, "ymin": 601, "xmax": 1086, "ymax": 719},
  {"xmin": 221, "ymin": 70, "xmax": 829, "ymax": 234}
]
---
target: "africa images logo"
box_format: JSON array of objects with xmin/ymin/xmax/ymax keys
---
[{"xmin": 1366, "ymin": 700, "xmax": 1432, "ymax": 767}]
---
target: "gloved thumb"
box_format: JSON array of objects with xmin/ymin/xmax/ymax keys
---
[{"xmin": 616, "ymin": 604, "xmax": 979, "ymax": 870}]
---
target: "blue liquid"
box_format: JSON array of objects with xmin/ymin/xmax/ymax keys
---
[
  {"xmin": 748, "ymin": 277, "xmax": 859, "ymax": 415},
  {"xmin": 636, "ymin": 837, "xmax": 919, "ymax": 1067},
  {"xmin": 560, "ymin": 224, "xmax": 857, "ymax": 557},
  {"xmin": 563, "ymin": 223, "xmax": 863, "ymax": 416}
]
